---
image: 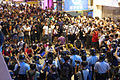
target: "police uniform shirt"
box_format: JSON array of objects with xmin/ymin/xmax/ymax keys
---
[
  {"xmin": 36, "ymin": 63, "xmax": 43, "ymax": 72},
  {"xmin": 94, "ymin": 61, "xmax": 110, "ymax": 74},
  {"xmin": 52, "ymin": 60, "xmax": 58, "ymax": 68},
  {"xmin": 14, "ymin": 62, "xmax": 30, "ymax": 75},
  {"xmin": 70, "ymin": 55, "xmax": 82, "ymax": 67},
  {"xmin": 87, "ymin": 56, "xmax": 98, "ymax": 71},
  {"xmin": 87, "ymin": 56, "xmax": 98, "ymax": 65}
]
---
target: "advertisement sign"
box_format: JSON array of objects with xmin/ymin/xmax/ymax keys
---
[
  {"xmin": 64, "ymin": 0, "xmax": 88, "ymax": 11},
  {"xmin": 44, "ymin": 0, "xmax": 53, "ymax": 9}
]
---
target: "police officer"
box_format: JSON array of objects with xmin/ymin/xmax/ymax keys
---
[
  {"xmin": 14, "ymin": 54, "xmax": 30, "ymax": 80},
  {"xmin": 111, "ymin": 42, "xmax": 118, "ymax": 66},
  {"xmin": 94, "ymin": 53, "xmax": 110, "ymax": 80},
  {"xmin": 70, "ymin": 48, "xmax": 82, "ymax": 68},
  {"xmin": 87, "ymin": 48, "xmax": 98, "ymax": 80},
  {"xmin": 33, "ymin": 55, "xmax": 42, "ymax": 72},
  {"xmin": 57, "ymin": 51, "xmax": 66, "ymax": 70}
]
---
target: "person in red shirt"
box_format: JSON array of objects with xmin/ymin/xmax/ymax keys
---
[{"xmin": 92, "ymin": 29, "xmax": 99, "ymax": 51}]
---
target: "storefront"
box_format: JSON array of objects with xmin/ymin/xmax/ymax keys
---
[
  {"xmin": 43, "ymin": 0, "xmax": 63, "ymax": 10},
  {"xmin": 43, "ymin": 0, "xmax": 53, "ymax": 9}
]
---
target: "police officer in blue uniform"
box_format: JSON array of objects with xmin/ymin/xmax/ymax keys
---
[
  {"xmin": 33, "ymin": 55, "xmax": 42, "ymax": 72},
  {"xmin": 70, "ymin": 48, "xmax": 82, "ymax": 68},
  {"xmin": 70, "ymin": 48, "xmax": 82, "ymax": 80},
  {"xmin": 94, "ymin": 53, "xmax": 110, "ymax": 80},
  {"xmin": 87, "ymin": 48, "xmax": 98, "ymax": 80},
  {"xmin": 14, "ymin": 54, "xmax": 30, "ymax": 80}
]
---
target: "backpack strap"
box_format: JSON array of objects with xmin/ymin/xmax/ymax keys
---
[{"xmin": 80, "ymin": 70, "xmax": 84, "ymax": 80}]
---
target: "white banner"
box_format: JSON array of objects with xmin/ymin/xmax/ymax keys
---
[{"xmin": 94, "ymin": 0, "xmax": 119, "ymax": 7}]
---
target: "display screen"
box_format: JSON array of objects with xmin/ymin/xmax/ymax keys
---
[{"xmin": 64, "ymin": 0, "xmax": 88, "ymax": 11}]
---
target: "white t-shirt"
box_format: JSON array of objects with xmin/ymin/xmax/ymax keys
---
[
  {"xmin": 99, "ymin": 34, "xmax": 105, "ymax": 45},
  {"xmin": 24, "ymin": 27, "xmax": 31, "ymax": 36},
  {"xmin": 51, "ymin": 25, "xmax": 55, "ymax": 29},
  {"xmin": 46, "ymin": 46, "xmax": 54, "ymax": 53},
  {"xmin": 48, "ymin": 28, "xmax": 53, "ymax": 34},
  {"xmin": 63, "ymin": 25, "xmax": 68, "ymax": 33},
  {"xmin": 43, "ymin": 26, "xmax": 48, "ymax": 35}
]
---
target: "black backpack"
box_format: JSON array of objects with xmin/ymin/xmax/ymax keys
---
[
  {"xmin": 61, "ymin": 63, "xmax": 70, "ymax": 78},
  {"xmin": 47, "ymin": 72, "xmax": 60, "ymax": 80}
]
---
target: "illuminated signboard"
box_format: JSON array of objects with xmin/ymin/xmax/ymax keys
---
[{"xmin": 64, "ymin": 0, "xmax": 88, "ymax": 11}]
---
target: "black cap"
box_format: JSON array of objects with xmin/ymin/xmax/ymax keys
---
[
  {"xmin": 19, "ymin": 54, "xmax": 25, "ymax": 60},
  {"xmin": 101, "ymin": 47, "xmax": 107, "ymax": 53},
  {"xmin": 64, "ymin": 56, "xmax": 70, "ymax": 62},
  {"xmin": 90, "ymin": 48, "xmax": 96, "ymax": 56},
  {"xmin": 99, "ymin": 53, "xmax": 105, "ymax": 61},
  {"xmin": 81, "ymin": 61, "xmax": 88, "ymax": 67}
]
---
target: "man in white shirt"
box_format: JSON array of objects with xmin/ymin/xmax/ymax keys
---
[
  {"xmin": 68, "ymin": 24, "xmax": 77, "ymax": 44},
  {"xmin": 48, "ymin": 24, "xmax": 53, "ymax": 43},
  {"xmin": 24, "ymin": 24, "xmax": 31, "ymax": 44},
  {"xmin": 99, "ymin": 31, "xmax": 105, "ymax": 46},
  {"xmin": 43, "ymin": 23, "xmax": 49, "ymax": 42}
]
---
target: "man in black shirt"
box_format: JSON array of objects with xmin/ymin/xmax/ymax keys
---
[{"xmin": 59, "ymin": 56, "xmax": 73, "ymax": 80}]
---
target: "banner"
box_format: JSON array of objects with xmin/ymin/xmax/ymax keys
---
[
  {"xmin": 94, "ymin": 0, "xmax": 119, "ymax": 7},
  {"xmin": 64, "ymin": 0, "xmax": 88, "ymax": 11}
]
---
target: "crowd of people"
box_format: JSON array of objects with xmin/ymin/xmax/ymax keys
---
[{"xmin": 0, "ymin": 2, "xmax": 120, "ymax": 80}]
